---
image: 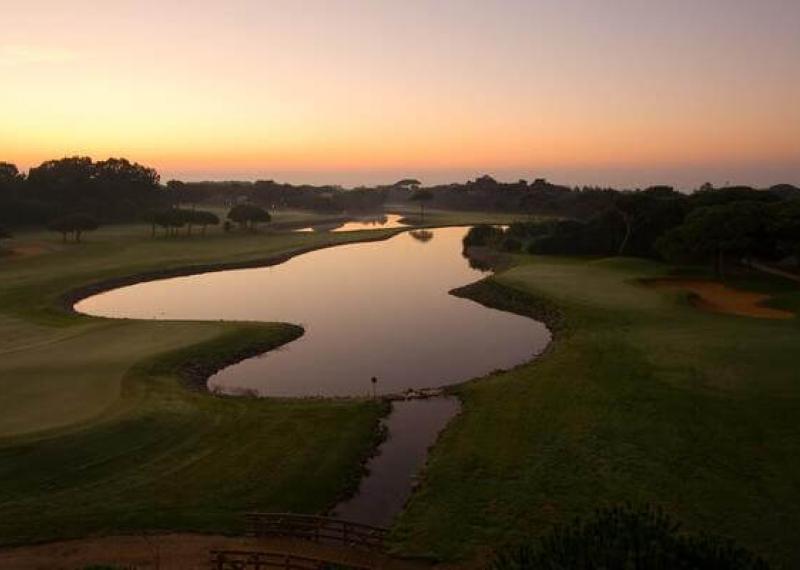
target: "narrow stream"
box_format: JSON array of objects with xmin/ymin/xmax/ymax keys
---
[{"xmin": 334, "ymin": 398, "xmax": 461, "ymax": 527}]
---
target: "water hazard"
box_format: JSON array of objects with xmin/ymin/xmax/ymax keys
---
[
  {"xmin": 76, "ymin": 227, "xmax": 550, "ymax": 398},
  {"xmin": 74, "ymin": 226, "xmax": 550, "ymax": 526},
  {"xmin": 294, "ymin": 213, "xmax": 410, "ymax": 233}
]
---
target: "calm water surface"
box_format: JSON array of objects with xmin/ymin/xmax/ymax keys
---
[
  {"xmin": 334, "ymin": 398, "xmax": 461, "ymax": 527},
  {"xmin": 76, "ymin": 227, "xmax": 548, "ymax": 397},
  {"xmin": 75, "ymin": 226, "xmax": 550, "ymax": 526},
  {"xmin": 294, "ymin": 213, "xmax": 409, "ymax": 233}
]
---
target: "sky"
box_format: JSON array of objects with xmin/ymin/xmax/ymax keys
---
[{"xmin": 2, "ymin": 0, "xmax": 799, "ymax": 189}]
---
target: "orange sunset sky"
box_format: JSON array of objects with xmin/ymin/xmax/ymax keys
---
[{"xmin": 2, "ymin": 0, "xmax": 799, "ymax": 189}]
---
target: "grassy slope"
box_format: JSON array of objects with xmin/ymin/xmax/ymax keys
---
[
  {"xmin": 392, "ymin": 256, "xmax": 800, "ymax": 567},
  {"xmin": 1, "ymin": 217, "xmax": 394, "ymax": 435},
  {"xmin": 0, "ymin": 216, "xmax": 393, "ymax": 544}
]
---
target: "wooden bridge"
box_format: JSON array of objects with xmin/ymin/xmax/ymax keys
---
[
  {"xmin": 208, "ymin": 514, "xmax": 405, "ymax": 569},
  {"xmin": 244, "ymin": 513, "xmax": 388, "ymax": 551}
]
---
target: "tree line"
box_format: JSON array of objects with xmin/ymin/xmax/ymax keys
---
[
  {"xmin": 465, "ymin": 184, "xmax": 800, "ymax": 277},
  {"xmin": 2, "ymin": 156, "xmax": 798, "ymax": 269},
  {"xmin": 0, "ymin": 157, "xmax": 161, "ymax": 227},
  {"xmin": 0, "ymin": 157, "xmax": 279, "ymax": 243}
]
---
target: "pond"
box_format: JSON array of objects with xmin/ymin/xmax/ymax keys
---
[
  {"xmin": 75, "ymin": 227, "xmax": 550, "ymax": 398},
  {"xmin": 75, "ymin": 226, "xmax": 550, "ymax": 526},
  {"xmin": 294, "ymin": 213, "xmax": 410, "ymax": 233}
]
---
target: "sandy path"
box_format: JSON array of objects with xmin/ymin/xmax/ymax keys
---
[
  {"xmin": 0, "ymin": 533, "xmax": 427, "ymax": 570},
  {"xmin": 645, "ymin": 279, "xmax": 795, "ymax": 320}
]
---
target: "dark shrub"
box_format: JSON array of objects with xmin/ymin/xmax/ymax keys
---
[
  {"xmin": 490, "ymin": 505, "xmax": 769, "ymax": 570},
  {"xmin": 507, "ymin": 221, "xmax": 555, "ymax": 239},
  {"xmin": 464, "ymin": 224, "xmax": 505, "ymax": 247},
  {"xmin": 529, "ymin": 215, "xmax": 622, "ymax": 256},
  {"xmin": 502, "ymin": 237, "xmax": 522, "ymax": 252}
]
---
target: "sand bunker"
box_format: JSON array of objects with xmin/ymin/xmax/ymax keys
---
[{"xmin": 645, "ymin": 278, "xmax": 795, "ymax": 320}]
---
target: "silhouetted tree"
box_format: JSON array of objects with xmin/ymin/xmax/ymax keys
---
[
  {"xmin": 394, "ymin": 178, "xmax": 421, "ymax": 190},
  {"xmin": 613, "ymin": 192, "xmax": 651, "ymax": 256},
  {"xmin": 463, "ymin": 224, "xmax": 504, "ymax": 248},
  {"xmin": 528, "ymin": 214, "xmax": 623, "ymax": 256},
  {"xmin": 228, "ymin": 204, "xmax": 271, "ymax": 230},
  {"xmin": 409, "ymin": 189, "xmax": 433, "ymax": 222},
  {"xmin": 0, "ymin": 163, "xmax": 25, "ymax": 226},
  {"xmin": 769, "ymin": 184, "xmax": 800, "ymax": 200},
  {"xmin": 147, "ymin": 209, "xmax": 180, "ymax": 237},
  {"xmin": 146, "ymin": 208, "xmax": 219, "ymax": 237},
  {"xmin": 93, "ymin": 157, "xmax": 160, "ymax": 219},
  {"xmin": 770, "ymin": 200, "xmax": 800, "ymax": 264},
  {"xmin": 0, "ymin": 162, "xmax": 23, "ymax": 194},
  {"xmin": 612, "ymin": 187, "xmax": 687, "ymax": 256},
  {"xmin": 27, "ymin": 157, "xmax": 95, "ymax": 209},
  {"xmin": 690, "ymin": 185, "xmax": 778, "ymax": 209},
  {"xmin": 166, "ymin": 180, "xmax": 186, "ymax": 207},
  {"xmin": 656, "ymin": 201, "xmax": 776, "ymax": 278},
  {"xmin": 47, "ymin": 213, "xmax": 100, "ymax": 243},
  {"xmin": 192, "ymin": 210, "xmax": 220, "ymax": 235},
  {"xmin": 471, "ymin": 174, "xmax": 500, "ymax": 192},
  {"xmin": 180, "ymin": 207, "xmax": 196, "ymax": 236},
  {"xmin": 26, "ymin": 156, "xmax": 161, "ymax": 222},
  {"xmin": 143, "ymin": 209, "xmax": 161, "ymax": 237}
]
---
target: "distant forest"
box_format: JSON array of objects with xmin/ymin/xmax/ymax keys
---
[{"xmin": 1, "ymin": 156, "xmax": 798, "ymax": 267}]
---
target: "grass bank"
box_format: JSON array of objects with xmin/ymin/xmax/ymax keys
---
[
  {"xmin": 392, "ymin": 256, "xmax": 800, "ymax": 567},
  {"xmin": 0, "ymin": 216, "xmax": 400, "ymax": 544}
]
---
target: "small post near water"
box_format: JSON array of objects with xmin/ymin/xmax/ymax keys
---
[{"xmin": 371, "ymin": 376, "xmax": 377, "ymax": 399}]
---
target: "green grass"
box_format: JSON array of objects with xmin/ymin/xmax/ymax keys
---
[
  {"xmin": 0, "ymin": 216, "xmax": 403, "ymax": 544},
  {"xmin": 0, "ymin": 322, "xmax": 385, "ymax": 544},
  {"xmin": 391, "ymin": 256, "xmax": 800, "ymax": 567},
  {"xmin": 0, "ymin": 208, "xmax": 497, "ymax": 545},
  {"xmin": 4, "ymin": 212, "xmax": 800, "ymax": 567}
]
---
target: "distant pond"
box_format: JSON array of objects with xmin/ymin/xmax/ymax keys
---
[
  {"xmin": 294, "ymin": 213, "xmax": 410, "ymax": 233},
  {"xmin": 76, "ymin": 227, "xmax": 550, "ymax": 398}
]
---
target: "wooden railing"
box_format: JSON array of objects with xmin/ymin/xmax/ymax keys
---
[
  {"xmin": 209, "ymin": 549, "xmax": 372, "ymax": 570},
  {"xmin": 244, "ymin": 513, "xmax": 388, "ymax": 551}
]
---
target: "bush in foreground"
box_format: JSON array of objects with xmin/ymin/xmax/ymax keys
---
[{"xmin": 490, "ymin": 505, "xmax": 769, "ymax": 570}]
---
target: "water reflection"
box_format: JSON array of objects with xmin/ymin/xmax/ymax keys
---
[
  {"xmin": 294, "ymin": 213, "xmax": 409, "ymax": 233},
  {"xmin": 408, "ymin": 229, "xmax": 434, "ymax": 243},
  {"xmin": 333, "ymin": 397, "xmax": 460, "ymax": 527},
  {"xmin": 75, "ymin": 227, "xmax": 550, "ymax": 397}
]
